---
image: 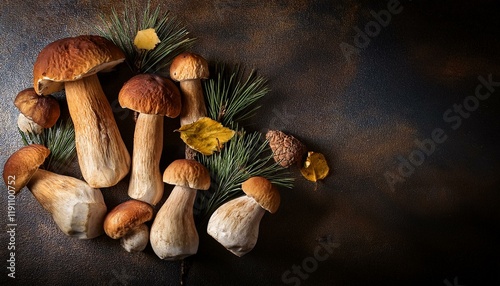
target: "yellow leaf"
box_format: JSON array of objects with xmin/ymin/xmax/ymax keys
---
[
  {"xmin": 300, "ymin": 152, "xmax": 330, "ymax": 182},
  {"xmin": 177, "ymin": 117, "xmax": 236, "ymax": 155},
  {"xmin": 133, "ymin": 28, "xmax": 161, "ymax": 50}
]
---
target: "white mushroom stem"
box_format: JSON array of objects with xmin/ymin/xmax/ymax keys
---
[
  {"xmin": 179, "ymin": 80, "xmax": 207, "ymax": 126},
  {"xmin": 150, "ymin": 185, "xmax": 198, "ymax": 260},
  {"xmin": 121, "ymin": 224, "xmax": 149, "ymax": 252},
  {"xmin": 128, "ymin": 113, "xmax": 164, "ymax": 205},
  {"xmin": 17, "ymin": 113, "xmax": 43, "ymax": 134},
  {"xmin": 64, "ymin": 73, "xmax": 130, "ymax": 188},
  {"xmin": 26, "ymin": 169, "xmax": 107, "ymax": 239},
  {"xmin": 207, "ymin": 195, "xmax": 265, "ymax": 257}
]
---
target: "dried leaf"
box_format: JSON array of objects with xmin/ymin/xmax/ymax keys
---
[
  {"xmin": 133, "ymin": 28, "xmax": 161, "ymax": 50},
  {"xmin": 300, "ymin": 152, "xmax": 330, "ymax": 182},
  {"xmin": 177, "ymin": 117, "xmax": 236, "ymax": 155}
]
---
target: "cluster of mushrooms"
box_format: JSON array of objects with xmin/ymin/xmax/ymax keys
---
[{"xmin": 3, "ymin": 35, "xmax": 281, "ymax": 259}]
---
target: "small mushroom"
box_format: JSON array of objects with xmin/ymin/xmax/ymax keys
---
[
  {"xmin": 2, "ymin": 144, "xmax": 107, "ymax": 239},
  {"xmin": 170, "ymin": 52, "xmax": 209, "ymax": 126},
  {"xmin": 14, "ymin": 88, "xmax": 60, "ymax": 134},
  {"xmin": 33, "ymin": 35, "xmax": 130, "ymax": 188},
  {"xmin": 207, "ymin": 176, "xmax": 280, "ymax": 257},
  {"xmin": 103, "ymin": 200, "xmax": 153, "ymax": 252},
  {"xmin": 170, "ymin": 52, "xmax": 209, "ymax": 159},
  {"xmin": 150, "ymin": 159, "xmax": 211, "ymax": 260},
  {"xmin": 118, "ymin": 74, "xmax": 181, "ymax": 205}
]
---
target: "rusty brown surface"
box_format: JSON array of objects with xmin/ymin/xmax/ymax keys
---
[{"xmin": 1, "ymin": 0, "xmax": 500, "ymax": 285}]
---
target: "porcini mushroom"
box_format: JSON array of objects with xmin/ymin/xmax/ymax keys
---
[
  {"xmin": 103, "ymin": 200, "xmax": 153, "ymax": 252},
  {"xmin": 14, "ymin": 88, "xmax": 60, "ymax": 134},
  {"xmin": 150, "ymin": 159, "xmax": 211, "ymax": 260},
  {"xmin": 170, "ymin": 52, "xmax": 209, "ymax": 126},
  {"xmin": 118, "ymin": 74, "xmax": 181, "ymax": 205},
  {"xmin": 33, "ymin": 35, "xmax": 130, "ymax": 188},
  {"xmin": 207, "ymin": 176, "xmax": 280, "ymax": 256},
  {"xmin": 2, "ymin": 144, "xmax": 107, "ymax": 239}
]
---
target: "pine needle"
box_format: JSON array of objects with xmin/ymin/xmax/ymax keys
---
[
  {"xmin": 196, "ymin": 129, "xmax": 294, "ymax": 220},
  {"xmin": 96, "ymin": 0, "xmax": 196, "ymax": 74},
  {"xmin": 204, "ymin": 63, "xmax": 269, "ymax": 127},
  {"xmin": 19, "ymin": 118, "xmax": 76, "ymax": 174}
]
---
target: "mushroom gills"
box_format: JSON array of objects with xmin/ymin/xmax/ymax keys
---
[{"xmin": 207, "ymin": 195, "xmax": 265, "ymax": 257}]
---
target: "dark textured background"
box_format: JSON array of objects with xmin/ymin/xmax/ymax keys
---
[{"xmin": 1, "ymin": 0, "xmax": 500, "ymax": 285}]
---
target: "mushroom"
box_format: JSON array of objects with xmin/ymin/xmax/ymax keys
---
[
  {"xmin": 150, "ymin": 159, "xmax": 211, "ymax": 260},
  {"xmin": 2, "ymin": 144, "xmax": 107, "ymax": 239},
  {"xmin": 207, "ymin": 176, "xmax": 280, "ymax": 257},
  {"xmin": 33, "ymin": 35, "xmax": 130, "ymax": 188},
  {"xmin": 14, "ymin": 88, "xmax": 60, "ymax": 134},
  {"xmin": 118, "ymin": 74, "xmax": 181, "ymax": 205},
  {"xmin": 103, "ymin": 200, "xmax": 153, "ymax": 252},
  {"xmin": 170, "ymin": 52, "xmax": 209, "ymax": 159},
  {"xmin": 170, "ymin": 52, "xmax": 209, "ymax": 126}
]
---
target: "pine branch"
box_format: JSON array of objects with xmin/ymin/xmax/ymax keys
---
[
  {"xmin": 19, "ymin": 118, "xmax": 76, "ymax": 174},
  {"xmin": 204, "ymin": 63, "xmax": 269, "ymax": 127},
  {"xmin": 96, "ymin": 0, "xmax": 196, "ymax": 74},
  {"xmin": 196, "ymin": 129, "xmax": 294, "ymax": 220}
]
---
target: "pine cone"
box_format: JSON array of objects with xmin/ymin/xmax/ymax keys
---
[{"xmin": 266, "ymin": 130, "xmax": 307, "ymax": 168}]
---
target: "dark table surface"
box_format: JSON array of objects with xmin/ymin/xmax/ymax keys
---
[{"xmin": 1, "ymin": 0, "xmax": 500, "ymax": 285}]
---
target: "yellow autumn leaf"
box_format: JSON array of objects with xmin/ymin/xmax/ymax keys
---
[
  {"xmin": 300, "ymin": 151, "xmax": 330, "ymax": 182},
  {"xmin": 177, "ymin": 117, "xmax": 236, "ymax": 155},
  {"xmin": 133, "ymin": 28, "xmax": 161, "ymax": 50}
]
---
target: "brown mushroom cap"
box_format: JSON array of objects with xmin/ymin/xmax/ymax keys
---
[
  {"xmin": 33, "ymin": 35, "xmax": 125, "ymax": 95},
  {"xmin": 170, "ymin": 52, "xmax": 209, "ymax": 82},
  {"xmin": 103, "ymin": 200, "xmax": 154, "ymax": 239},
  {"xmin": 14, "ymin": 88, "xmax": 60, "ymax": 128},
  {"xmin": 2, "ymin": 144, "xmax": 50, "ymax": 195},
  {"xmin": 118, "ymin": 73, "xmax": 181, "ymax": 117},
  {"xmin": 163, "ymin": 159, "xmax": 211, "ymax": 190},
  {"xmin": 241, "ymin": 176, "xmax": 280, "ymax": 213}
]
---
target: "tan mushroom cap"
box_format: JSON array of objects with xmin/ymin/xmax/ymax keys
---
[
  {"xmin": 118, "ymin": 73, "xmax": 181, "ymax": 117},
  {"xmin": 103, "ymin": 200, "xmax": 154, "ymax": 239},
  {"xmin": 33, "ymin": 35, "xmax": 125, "ymax": 95},
  {"xmin": 170, "ymin": 52, "xmax": 209, "ymax": 82},
  {"xmin": 241, "ymin": 176, "xmax": 280, "ymax": 214},
  {"xmin": 14, "ymin": 88, "xmax": 60, "ymax": 128},
  {"xmin": 163, "ymin": 159, "xmax": 211, "ymax": 190},
  {"xmin": 2, "ymin": 144, "xmax": 50, "ymax": 195}
]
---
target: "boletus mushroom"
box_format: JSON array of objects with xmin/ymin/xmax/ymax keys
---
[
  {"xmin": 14, "ymin": 88, "xmax": 60, "ymax": 134},
  {"xmin": 118, "ymin": 74, "xmax": 181, "ymax": 205},
  {"xmin": 103, "ymin": 200, "xmax": 154, "ymax": 252},
  {"xmin": 2, "ymin": 144, "xmax": 107, "ymax": 239},
  {"xmin": 170, "ymin": 52, "xmax": 209, "ymax": 126},
  {"xmin": 207, "ymin": 176, "xmax": 280, "ymax": 256},
  {"xmin": 33, "ymin": 35, "xmax": 130, "ymax": 188},
  {"xmin": 150, "ymin": 159, "xmax": 211, "ymax": 260}
]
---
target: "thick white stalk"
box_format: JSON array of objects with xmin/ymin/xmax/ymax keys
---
[
  {"xmin": 65, "ymin": 74, "xmax": 130, "ymax": 188},
  {"xmin": 128, "ymin": 113, "xmax": 164, "ymax": 205},
  {"xmin": 207, "ymin": 195, "xmax": 265, "ymax": 257},
  {"xmin": 150, "ymin": 185, "xmax": 198, "ymax": 260},
  {"xmin": 27, "ymin": 169, "xmax": 107, "ymax": 239}
]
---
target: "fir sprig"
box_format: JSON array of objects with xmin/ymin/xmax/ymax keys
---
[
  {"xmin": 204, "ymin": 63, "xmax": 269, "ymax": 127},
  {"xmin": 19, "ymin": 118, "xmax": 76, "ymax": 174},
  {"xmin": 96, "ymin": 0, "xmax": 196, "ymax": 74},
  {"xmin": 196, "ymin": 129, "xmax": 294, "ymax": 220}
]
